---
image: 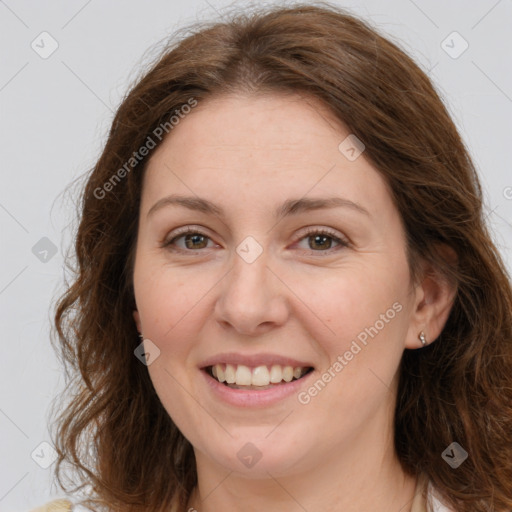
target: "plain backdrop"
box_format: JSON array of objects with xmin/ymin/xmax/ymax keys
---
[{"xmin": 1, "ymin": 0, "xmax": 511, "ymax": 510}]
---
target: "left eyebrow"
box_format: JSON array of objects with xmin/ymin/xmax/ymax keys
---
[
  {"xmin": 275, "ymin": 197, "xmax": 370, "ymax": 219},
  {"xmin": 146, "ymin": 194, "xmax": 370, "ymax": 220}
]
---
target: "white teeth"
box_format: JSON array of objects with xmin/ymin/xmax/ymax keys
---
[
  {"xmin": 216, "ymin": 365, "xmax": 226, "ymax": 383},
  {"xmin": 282, "ymin": 366, "xmax": 294, "ymax": 382},
  {"xmin": 251, "ymin": 365, "xmax": 270, "ymax": 386},
  {"xmin": 210, "ymin": 363, "xmax": 310, "ymax": 386},
  {"xmin": 225, "ymin": 364, "xmax": 236, "ymax": 384},
  {"xmin": 269, "ymin": 365, "xmax": 282, "ymax": 383},
  {"xmin": 235, "ymin": 365, "xmax": 252, "ymax": 385}
]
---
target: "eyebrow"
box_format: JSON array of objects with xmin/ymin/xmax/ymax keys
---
[{"xmin": 146, "ymin": 194, "xmax": 370, "ymax": 219}]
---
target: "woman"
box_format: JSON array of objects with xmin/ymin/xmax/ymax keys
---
[{"xmin": 40, "ymin": 3, "xmax": 512, "ymax": 511}]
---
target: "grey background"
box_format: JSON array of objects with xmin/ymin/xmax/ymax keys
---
[{"xmin": 1, "ymin": 0, "xmax": 511, "ymax": 510}]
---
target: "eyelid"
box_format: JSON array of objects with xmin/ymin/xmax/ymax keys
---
[
  {"xmin": 162, "ymin": 225, "xmax": 215, "ymax": 250},
  {"xmin": 293, "ymin": 225, "xmax": 349, "ymax": 245}
]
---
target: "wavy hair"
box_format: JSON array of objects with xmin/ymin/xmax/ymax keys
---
[{"xmin": 51, "ymin": 2, "xmax": 512, "ymax": 511}]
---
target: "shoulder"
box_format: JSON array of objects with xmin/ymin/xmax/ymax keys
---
[{"xmin": 29, "ymin": 499, "xmax": 74, "ymax": 512}]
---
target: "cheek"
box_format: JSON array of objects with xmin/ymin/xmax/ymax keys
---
[
  {"xmin": 307, "ymin": 261, "xmax": 407, "ymax": 336},
  {"xmin": 134, "ymin": 266, "xmax": 210, "ymax": 433},
  {"xmin": 299, "ymin": 272, "xmax": 408, "ymax": 426},
  {"xmin": 134, "ymin": 263, "xmax": 213, "ymax": 340},
  {"xmin": 305, "ymin": 258, "xmax": 411, "ymax": 386}
]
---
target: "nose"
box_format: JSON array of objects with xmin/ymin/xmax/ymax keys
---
[{"xmin": 213, "ymin": 247, "xmax": 290, "ymax": 336}]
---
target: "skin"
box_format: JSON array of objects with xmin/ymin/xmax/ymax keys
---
[{"xmin": 132, "ymin": 93, "xmax": 456, "ymax": 512}]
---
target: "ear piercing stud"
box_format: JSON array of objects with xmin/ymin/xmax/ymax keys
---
[{"xmin": 418, "ymin": 331, "xmax": 427, "ymax": 346}]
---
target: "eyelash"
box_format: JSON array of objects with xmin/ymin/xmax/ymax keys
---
[{"xmin": 161, "ymin": 226, "xmax": 349, "ymax": 255}]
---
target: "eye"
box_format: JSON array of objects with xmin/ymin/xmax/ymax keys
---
[
  {"xmin": 294, "ymin": 227, "xmax": 349, "ymax": 253},
  {"xmin": 162, "ymin": 227, "xmax": 215, "ymax": 252},
  {"xmin": 162, "ymin": 226, "xmax": 349, "ymax": 254}
]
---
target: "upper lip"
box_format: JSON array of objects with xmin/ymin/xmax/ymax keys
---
[{"xmin": 199, "ymin": 352, "xmax": 314, "ymax": 369}]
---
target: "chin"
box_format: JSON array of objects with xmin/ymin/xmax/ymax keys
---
[{"xmin": 195, "ymin": 432, "xmax": 313, "ymax": 478}]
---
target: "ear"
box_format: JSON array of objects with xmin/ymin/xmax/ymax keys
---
[
  {"xmin": 405, "ymin": 245, "xmax": 458, "ymax": 349},
  {"xmin": 133, "ymin": 310, "xmax": 141, "ymax": 333}
]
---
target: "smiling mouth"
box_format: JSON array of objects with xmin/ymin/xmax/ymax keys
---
[{"xmin": 204, "ymin": 363, "xmax": 314, "ymax": 390}]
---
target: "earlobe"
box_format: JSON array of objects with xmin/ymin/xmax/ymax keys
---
[{"xmin": 405, "ymin": 249, "xmax": 458, "ymax": 349}]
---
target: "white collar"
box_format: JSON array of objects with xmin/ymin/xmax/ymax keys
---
[{"xmin": 427, "ymin": 480, "xmax": 455, "ymax": 512}]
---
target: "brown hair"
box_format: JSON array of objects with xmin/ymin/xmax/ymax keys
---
[{"xmin": 51, "ymin": 2, "xmax": 512, "ymax": 511}]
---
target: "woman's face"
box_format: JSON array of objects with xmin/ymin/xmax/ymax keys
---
[{"xmin": 132, "ymin": 93, "xmax": 423, "ymax": 478}]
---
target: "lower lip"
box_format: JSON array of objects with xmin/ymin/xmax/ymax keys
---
[{"xmin": 200, "ymin": 368, "xmax": 314, "ymax": 407}]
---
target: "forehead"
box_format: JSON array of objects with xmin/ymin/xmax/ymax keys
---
[
  {"xmin": 142, "ymin": 93, "xmax": 393, "ymax": 219},
  {"xmin": 154, "ymin": 92, "xmax": 348, "ymax": 161}
]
